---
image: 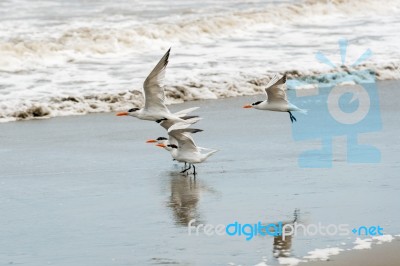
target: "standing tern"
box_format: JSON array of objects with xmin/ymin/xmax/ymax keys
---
[
  {"xmin": 156, "ymin": 125, "xmax": 218, "ymax": 175},
  {"xmin": 146, "ymin": 117, "xmax": 202, "ymax": 169},
  {"xmin": 116, "ymin": 48, "xmax": 193, "ymax": 123},
  {"xmin": 243, "ymin": 73, "xmax": 306, "ymax": 123}
]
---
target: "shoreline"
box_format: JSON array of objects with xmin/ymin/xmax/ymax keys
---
[
  {"xmin": 1, "ymin": 79, "xmax": 399, "ymax": 124},
  {"xmin": 1, "ymin": 80, "xmax": 399, "ymax": 265},
  {"xmin": 297, "ymin": 238, "xmax": 400, "ymax": 266}
]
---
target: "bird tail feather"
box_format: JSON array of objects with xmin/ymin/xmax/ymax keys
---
[
  {"xmin": 205, "ymin": 149, "xmax": 218, "ymax": 158},
  {"xmin": 174, "ymin": 107, "xmax": 200, "ymax": 117},
  {"xmin": 298, "ymin": 108, "xmax": 308, "ymax": 115}
]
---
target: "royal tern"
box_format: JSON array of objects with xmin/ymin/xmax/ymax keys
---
[
  {"xmin": 243, "ymin": 73, "xmax": 306, "ymax": 123},
  {"xmin": 156, "ymin": 126, "xmax": 218, "ymax": 175},
  {"xmin": 116, "ymin": 48, "xmax": 191, "ymax": 123},
  {"xmin": 146, "ymin": 116, "xmax": 202, "ymax": 146},
  {"xmin": 146, "ymin": 117, "xmax": 202, "ymax": 168}
]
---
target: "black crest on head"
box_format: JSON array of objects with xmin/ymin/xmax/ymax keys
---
[
  {"xmin": 157, "ymin": 137, "xmax": 167, "ymax": 141},
  {"xmin": 252, "ymin": 101, "xmax": 263, "ymax": 106},
  {"xmin": 128, "ymin": 108, "xmax": 139, "ymax": 112},
  {"xmin": 168, "ymin": 144, "xmax": 178, "ymax": 149}
]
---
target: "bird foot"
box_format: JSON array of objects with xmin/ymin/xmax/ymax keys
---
[
  {"xmin": 180, "ymin": 164, "xmax": 191, "ymax": 174},
  {"xmin": 288, "ymin": 111, "xmax": 297, "ymax": 123}
]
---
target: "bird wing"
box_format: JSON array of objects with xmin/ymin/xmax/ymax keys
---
[
  {"xmin": 159, "ymin": 119, "xmax": 175, "ymax": 131},
  {"xmin": 264, "ymin": 74, "xmax": 288, "ymax": 104},
  {"xmin": 169, "ymin": 128, "xmax": 202, "ymax": 153},
  {"xmin": 167, "ymin": 118, "xmax": 202, "ymax": 133},
  {"xmin": 168, "ymin": 135, "xmax": 178, "ymax": 146},
  {"xmin": 143, "ymin": 48, "xmax": 171, "ymax": 113},
  {"xmin": 160, "ymin": 116, "xmax": 201, "ymax": 131},
  {"xmin": 176, "ymin": 132, "xmax": 200, "ymax": 154},
  {"xmin": 158, "ymin": 107, "xmax": 200, "ymax": 130}
]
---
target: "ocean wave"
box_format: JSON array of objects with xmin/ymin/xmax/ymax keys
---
[
  {"xmin": 1, "ymin": 62, "xmax": 397, "ymax": 123},
  {"xmin": 1, "ymin": 0, "xmax": 399, "ymax": 72},
  {"xmin": 1, "ymin": 0, "xmax": 399, "ymax": 122}
]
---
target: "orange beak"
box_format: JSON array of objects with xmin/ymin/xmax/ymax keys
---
[
  {"xmin": 116, "ymin": 112, "xmax": 129, "ymax": 116},
  {"xmin": 146, "ymin": 139, "xmax": 157, "ymax": 143},
  {"xmin": 156, "ymin": 144, "xmax": 166, "ymax": 148},
  {"xmin": 243, "ymin": 105, "xmax": 252, "ymax": 108}
]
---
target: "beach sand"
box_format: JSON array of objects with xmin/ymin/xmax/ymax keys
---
[
  {"xmin": 0, "ymin": 80, "xmax": 399, "ymax": 265},
  {"xmin": 298, "ymin": 240, "xmax": 400, "ymax": 266}
]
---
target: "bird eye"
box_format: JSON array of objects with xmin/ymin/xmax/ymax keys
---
[{"xmin": 128, "ymin": 108, "xmax": 138, "ymax": 112}]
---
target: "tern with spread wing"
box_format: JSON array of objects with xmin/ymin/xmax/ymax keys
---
[
  {"xmin": 155, "ymin": 124, "xmax": 218, "ymax": 175},
  {"xmin": 116, "ymin": 48, "xmax": 194, "ymax": 123},
  {"xmin": 146, "ymin": 116, "xmax": 202, "ymax": 147},
  {"xmin": 243, "ymin": 73, "xmax": 306, "ymax": 123},
  {"xmin": 146, "ymin": 116, "xmax": 202, "ymax": 169}
]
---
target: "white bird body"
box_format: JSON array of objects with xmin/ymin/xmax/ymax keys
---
[
  {"xmin": 156, "ymin": 124, "xmax": 218, "ymax": 174},
  {"xmin": 173, "ymin": 147, "xmax": 218, "ymax": 165},
  {"xmin": 254, "ymin": 101, "xmax": 305, "ymax": 113},
  {"xmin": 243, "ymin": 73, "xmax": 306, "ymax": 122},
  {"xmin": 169, "ymin": 136, "xmax": 218, "ymax": 165},
  {"xmin": 132, "ymin": 109, "xmax": 173, "ymax": 121}
]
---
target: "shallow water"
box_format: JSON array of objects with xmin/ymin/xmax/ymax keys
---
[
  {"xmin": 1, "ymin": 0, "xmax": 400, "ymax": 122},
  {"xmin": 0, "ymin": 81, "xmax": 399, "ymax": 265}
]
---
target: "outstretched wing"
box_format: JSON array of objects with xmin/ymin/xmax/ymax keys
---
[
  {"xmin": 143, "ymin": 48, "xmax": 171, "ymax": 113},
  {"xmin": 160, "ymin": 116, "xmax": 201, "ymax": 131},
  {"xmin": 167, "ymin": 118, "xmax": 202, "ymax": 133},
  {"xmin": 264, "ymin": 73, "xmax": 288, "ymax": 104},
  {"xmin": 169, "ymin": 127, "xmax": 202, "ymax": 153}
]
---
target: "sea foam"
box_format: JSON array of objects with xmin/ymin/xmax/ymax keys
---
[{"xmin": 0, "ymin": 0, "xmax": 399, "ymax": 122}]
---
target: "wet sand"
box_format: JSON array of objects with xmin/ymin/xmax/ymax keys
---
[
  {"xmin": 0, "ymin": 80, "xmax": 399, "ymax": 265},
  {"xmin": 299, "ymin": 240, "xmax": 400, "ymax": 266}
]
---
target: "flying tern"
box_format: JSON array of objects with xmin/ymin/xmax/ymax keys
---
[
  {"xmin": 116, "ymin": 48, "xmax": 193, "ymax": 123},
  {"xmin": 243, "ymin": 73, "xmax": 306, "ymax": 123}
]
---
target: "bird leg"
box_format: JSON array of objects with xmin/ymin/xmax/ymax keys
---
[
  {"xmin": 180, "ymin": 164, "xmax": 191, "ymax": 174},
  {"xmin": 288, "ymin": 111, "xmax": 297, "ymax": 123},
  {"xmin": 181, "ymin": 162, "xmax": 187, "ymax": 171},
  {"xmin": 192, "ymin": 165, "xmax": 196, "ymax": 176}
]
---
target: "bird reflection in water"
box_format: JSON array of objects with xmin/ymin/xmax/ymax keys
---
[
  {"xmin": 166, "ymin": 173, "xmax": 217, "ymax": 226},
  {"xmin": 260, "ymin": 209, "xmax": 300, "ymax": 258},
  {"xmin": 272, "ymin": 209, "xmax": 300, "ymax": 258}
]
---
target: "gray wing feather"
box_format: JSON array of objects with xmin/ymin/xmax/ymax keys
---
[
  {"xmin": 264, "ymin": 73, "xmax": 288, "ymax": 103},
  {"xmin": 143, "ymin": 48, "xmax": 171, "ymax": 112},
  {"xmin": 169, "ymin": 128, "xmax": 202, "ymax": 153}
]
